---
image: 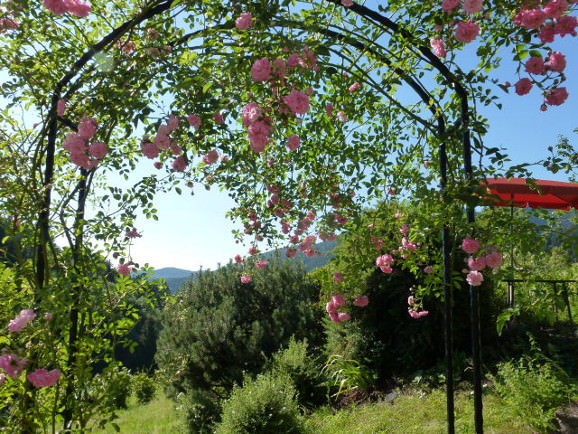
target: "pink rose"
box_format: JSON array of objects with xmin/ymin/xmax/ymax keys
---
[
  {"xmin": 286, "ymin": 248, "xmax": 297, "ymax": 258},
  {"xmin": 202, "ymin": 149, "xmax": 219, "ymax": 164},
  {"xmin": 544, "ymin": 0, "xmax": 569, "ymax": 19},
  {"xmin": 27, "ymin": 369, "xmax": 61, "ymax": 388},
  {"xmin": 117, "ymin": 263, "xmax": 132, "ymax": 276},
  {"xmin": 287, "ymin": 53, "xmax": 300, "ymax": 68},
  {"xmin": 172, "ymin": 155, "xmax": 187, "ymax": 171},
  {"xmin": 442, "ymin": 0, "xmax": 459, "ymax": 13},
  {"xmin": 213, "ymin": 112, "xmax": 225, "ymax": 124},
  {"xmin": 57, "ymin": 99, "xmax": 67, "ymax": 116},
  {"xmin": 554, "ymin": 15, "xmax": 577, "ymax": 37},
  {"xmin": 326, "ymin": 301, "xmax": 338, "ymax": 313},
  {"xmin": 514, "ymin": 8, "xmax": 546, "ymax": 29},
  {"xmin": 380, "ymin": 265, "xmax": 393, "ymax": 274},
  {"xmin": 0, "ymin": 354, "xmax": 27, "ymax": 378},
  {"xmin": 66, "ymin": 0, "xmax": 91, "ymax": 17},
  {"xmin": 466, "ymin": 270, "xmax": 484, "ymax": 286},
  {"xmin": 463, "ymin": 0, "xmax": 483, "ymax": 14},
  {"xmin": 514, "ymin": 78, "xmax": 533, "ymax": 96},
  {"xmin": 545, "ymin": 87, "xmax": 569, "ymax": 106},
  {"xmin": 78, "ymin": 117, "xmax": 98, "ymax": 139},
  {"xmin": 525, "ymin": 57, "xmax": 545, "ymax": 75},
  {"xmin": 430, "ymin": 37, "xmax": 447, "ymax": 58},
  {"xmin": 424, "ymin": 266, "xmax": 434, "ymax": 274},
  {"xmin": 43, "ymin": 0, "xmax": 67, "ymax": 15},
  {"xmin": 235, "ymin": 12, "xmax": 254, "ymax": 30},
  {"xmin": 242, "ymin": 102, "xmax": 263, "ymax": 126},
  {"xmin": 461, "ymin": 238, "xmax": 480, "ymax": 254},
  {"xmin": 251, "ymin": 58, "xmax": 272, "ymax": 82},
  {"xmin": 234, "ymin": 254, "xmax": 244, "ymax": 264},
  {"xmin": 348, "ymin": 82, "xmax": 361, "ymax": 92},
  {"xmin": 455, "ymin": 20, "xmax": 480, "ymax": 43},
  {"xmin": 8, "ymin": 309, "xmax": 36, "ymax": 333},
  {"xmin": 468, "ymin": 256, "xmax": 487, "ymax": 271},
  {"xmin": 376, "ymin": 254, "xmax": 394, "ymax": 267},
  {"xmin": 353, "ymin": 295, "xmax": 369, "ymax": 307},
  {"xmin": 187, "ymin": 114, "xmax": 201, "ymax": 130},
  {"xmin": 240, "ymin": 274, "xmax": 252, "ymax": 284},
  {"xmin": 256, "ymin": 260, "xmax": 269, "ymax": 269},
  {"xmin": 332, "ymin": 294, "xmax": 346, "ymax": 307},
  {"xmin": 337, "ymin": 110, "xmax": 348, "ymax": 122},
  {"xmin": 333, "ymin": 272, "xmax": 345, "ymax": 283},
  {"xmin": 141, "ymin": 142, "xmax": 160, "ymax": 159},
  {"xmin": 286, "ymin": 134, "xmax": 301, "ymax": 151},
  {"xmin": 545, "ymin": 52, "xmax": 566, "ymax": 73},
  {"xmin": 337, "ymin": 312, "xmax": 351, "ymax": 322},
  {"xmin": 485, "ymin": 252, "xmax": 503, "ymax": 269},
  {"xmin": 341, "ymin": 0, "xmax": 353, "ymax": 6},
  {"xmin": 539, "ymin": 23, "xmax": 557, "ymax": 43},
  {"xmin": 283, "ymin": 90, "xmax": 311, "ymax": 115},
  {"xmin": 89, "ymin": 142, "xmax": 108, "ymax": 160}
]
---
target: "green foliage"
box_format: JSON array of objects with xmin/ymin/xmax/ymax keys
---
[
  {"xmin": 102, "ymin": 367, "xmax": 133, "ymax": 410},
  {"xmin": 132, "ymin": 372, "xmax": 157, "ymax": 405},
  {"xmin": 175, "ymin": 389, "xmax": 222, "ymax": 434},
  {"xmin": 493, "ymin": 347, "xmax": 577, "ymax": 432},
  {"xmin": 322, "ymin": 354, "xmax": 378, "ymax": 399},
  {"xmin": 156, "ymin": 259, "xmax": 321, "ymax": 430},
  {"xmin": 269, "ymin": 337, "xmax": 328, "ymax": 408},
  {"xmin": 317, "ymin": 202, "xmax": 500, "ymax": 381},
  {"xmin": 215, "ymin": 372, "xmax": 303, "ymax": 434}
]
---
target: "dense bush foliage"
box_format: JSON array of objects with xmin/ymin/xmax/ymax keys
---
[
  {"xmin": 215, "ymin": 372, "xmax": 303, "ymax": 434},
  {"xmin": 493, "ymin": 349, "xmax": 577, "ymax": 432},
  {"xmin": 132, "ymin": 372, "xmax": 157, "ymax": 405},
  {"xmin": 269, "ymin": 337, "xmax": 328, "ymax": 408},
  {"xmin": 155, "ymin": 258, "xmax": 321, "ymax": 430},
  {"xmin": 314, "ymin": 203, "xmax": 501, "ymax": 383}
]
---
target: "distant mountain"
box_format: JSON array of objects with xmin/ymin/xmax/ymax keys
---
[
  {"xmin": 260, "ymin": 239, "xmax": 338, "ymax": 271},
  {"xmin": 147, "ymin": 267, "xmax": 197, "ymax": 293},
  {"xmin": 145, "ymin": 240, "xmax": 339, "ymax": 293}
]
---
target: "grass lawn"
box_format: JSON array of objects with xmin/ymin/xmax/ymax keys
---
[
  {"xmin": 91, "ymin": 394, "xmax": 186, "ymax": 434},
  {"xmin": 94, "ymin": 388, "xmax": 529, "ymax": 433},
  {"xmin": 304, "ymin": 389, "xmax": 530, "ymax": 433}
]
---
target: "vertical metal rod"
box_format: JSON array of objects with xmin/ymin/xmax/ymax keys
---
[
  {"xmin": 462, "ymin": 127, "xmax": 483, "ymax": 433},
  {"xmin": 439, "ymin": 133, "xmax": 455, "ymax": 434}
]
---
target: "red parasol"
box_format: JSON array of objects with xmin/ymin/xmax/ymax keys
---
[{"xmin": 484, "ymin": 177, "xmax": 578, "ymax": 210}]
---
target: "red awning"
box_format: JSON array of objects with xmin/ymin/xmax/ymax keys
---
[{"xmin": 484, "ymin": 177, "xmax": 578, "ymax": 210}]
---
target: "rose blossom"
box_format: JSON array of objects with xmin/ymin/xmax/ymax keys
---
[
  {"xmin": 455, "ymin": 20, "xmax": 480, "ymax": 43},
  {"xmin": 461, "ymin": 238, "xmax": 480, "ymax": 254},
  {"xmin": 286, "ymin": 134, "xmax": 301, "ymax": 151},
  {"xmin": 545, "ymin": 52, "xmax": 566, "ymax": 73},
  {"xmin": 430, "ymin": 37, "xmax": 447, "ymax": 58},
  {"xmin": 514, "ymin": 78, "xmax": 533, "ymax": 96},
  {"xmin": 525, "ymin": 57, "xmax": 545, "ymax": 75},
  {"xmin": 251, "ymin": 58, "xmax": 272, "ymax": 82},
  {"xmin": 466, "ymin": 270, "xmax": 484, "ymax": 286},
  {"xmin": 442, "ymin": 0, "xmax": 459, "ymax": 13},
  {"xmin": 28, "ymin": 369, "xmax": 61, "ymax": 388},
  {"xmin": 545, "ymin": 87, "xmax": 569, "ymax": 106},
  {"xmin": 8, "ymin": 309, "xmax": 36, "ymax": 333},
  {"xmin": 463, "ymin": 0, "xmax": 483, "ymax": 15},
  {"xmin": 235, "ymin": 12, "xmax": 254, "ymax": 30},
  {"xmin": 332, "ymin": 294, "xmax": 346, "ymax": 307},
  {"xmin": 240, "ymin": 274, "xmax": 252, "ymax": 284},
  {"xmin": 353, "ymin": 295, "xmax": 369, "ymax": 307},
  {"xmin": 283, "ymin": 90, "xmax": 310, "ymax": 115}
]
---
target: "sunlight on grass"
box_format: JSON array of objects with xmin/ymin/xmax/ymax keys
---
[
  {"xmin": 304, "ymin": 389, "xmax": 531, "ymax": 434},
  {"xmin": 92, "ymin": 394, "xmax": 185, "ymax": 434},
  {"xmin": 92, "ymin": 389, "xmax": 531, "ymax": 433}
]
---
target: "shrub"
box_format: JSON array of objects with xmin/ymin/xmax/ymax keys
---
[
  {"xmin": 155, "ymin": 259, "xmax": 321, "ymax": 430},
  {"xmin": 269, "ymin": 337, "xmax": 328, "ymax": 408},
  {"xmin": 176, "ymin": 389, "xmax": 223, "ymax": 434},
  {"xmin": 132, "ymin": 372, "xmax": 156, "ymax": 405},
  {"xmin": 215, "ymin": 372, "xmax": 303, "ymax": 434},
  {"xmin": 102, "ymin": 367, "xmax": 132, "ymax": 410},
  {"xmin": 493, "ymin": 352, "xmax": 577, "ymax": 432}
]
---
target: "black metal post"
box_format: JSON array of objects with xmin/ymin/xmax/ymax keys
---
[{"xmin": 440, "ymin": 139, "xmax": 455, "ymax": 434}]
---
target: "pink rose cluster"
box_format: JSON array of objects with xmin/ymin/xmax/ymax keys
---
[
  {"xmin": 240, "ymin": 274, "xmax": 252, "ymax": 284},
  {"xmin": 407, "ymin": 295, "xmax": 429, "ymax": 319},
  {"xmin": 43, "ymin": 0, "xmax": 91, "ymax": 17},
  {"xmin": 461, "ymin": 237, "xmax": 503, "ymax": 287},
  {"xmin": 325, "ymin": 293, "xmax": 369, "ymax": 323},
  {"xmin": 8, "ymin": 309, "xmax": 36, "ymax": 333},
  {"xmin": 242, "ymin": 102, "xmax": 273, "ymax": 153},
  {"xmin": 62, "ymin": 117, "xmax": 108, "ymax": 170},
  {"xmin": 0, "ymin": 6, "xmax": 19, "ymax": 33},
  {"xmin": 0, "ymin": 353, "xmax": 27, "ymax": 378},
  {"xmin": 514, "ymin": 1, "xmax": 576, "ymax": 40},
  {"xmin": 141, "ymin": 114, "xmax": 191, "ymax": 171},
  {"xmin": 235, "ymin": 12, "xmax": 254, "ymax": 30},
  {"xmin": 442, "ymin": 0, "xmax": 483, "ymax": 14},
  {"xmin": 117, "ymin": 262, "xmax": 133, "ymax": 276},
  {"xmin": 28, "ymin": 369, "xmax": 62, "ymax": 388}
]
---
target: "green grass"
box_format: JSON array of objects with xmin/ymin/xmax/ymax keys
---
[
  {"xmin": 304, "ymin": 389, "xmax": 530, "ymax": 434},
  {"xmin": 91, "ymin": 394, "xmax": 185, "ymax": 434},
  {"xmin": 92, "ymin": 389, "xmax": 529, "ymax": 433}
]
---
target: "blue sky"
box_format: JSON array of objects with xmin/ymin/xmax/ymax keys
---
[{"xmin": 119, "ymin": 18, "xmax": 578, "ymax": 272}]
